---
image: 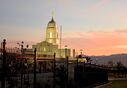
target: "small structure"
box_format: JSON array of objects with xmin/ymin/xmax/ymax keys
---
[{"xmin": 76, "ymin": 54, "xmax": 91, "ymax": 63}]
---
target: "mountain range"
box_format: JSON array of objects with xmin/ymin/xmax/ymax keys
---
[{"xmin": 90, "ymin": 54, "xmax": 127, "ymax": 67}]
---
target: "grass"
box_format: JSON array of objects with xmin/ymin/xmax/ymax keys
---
[{"xmin": 98, "ymin": 80, "xmax": 127, "ymax": 88}]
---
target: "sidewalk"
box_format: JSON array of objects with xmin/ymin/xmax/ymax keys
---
[
  {"xmin": 108, "ymin": 78, "xmax": 127, "ymax": 81},
  {"xmin": 94, "ymin": 82, "xmax": 112, "ymax": 88}
]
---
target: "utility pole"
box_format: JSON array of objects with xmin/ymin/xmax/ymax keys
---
[
  {"xmin": 1, "ymin": 39, "xmax": 6, "ymax": 88},
  {"xmin": 33, "ymin": 48, "xmax": 36, "ymax": 88}
]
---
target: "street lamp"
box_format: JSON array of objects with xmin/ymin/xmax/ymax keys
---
[
  {"xmin": 64, "ymin": 45, "xmax": 68, "ymax": 58},
  {"xmin": 64, "ymin": 45, "xmax": 68, "ymax": 88},
  {"xmin": 80, "ymin": 49, "xmax": 83, "ymax": 55}
]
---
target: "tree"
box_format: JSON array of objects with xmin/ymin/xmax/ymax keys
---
[
  {"xmin": 108, "ymin": 60, "xmax": 114, "ymax": 67},
  {"xmin": 116, "ymin": 61, "xmax": 125, "ymax": 77}
]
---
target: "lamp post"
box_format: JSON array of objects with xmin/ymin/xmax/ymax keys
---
[
  {"xmin": 65, "ymin": 45, "xmax": 68, "ymax": 58},
  {"xmin": 64, "ymin": 45, "xmax": 68, "ymax": 88},
  {"xmin": 80, "ymin": 49, "xmax": 86, "ymax": 72},
  {"xmin": 80, "ymin": 49, "xmax": 83, "ymax": 55}
]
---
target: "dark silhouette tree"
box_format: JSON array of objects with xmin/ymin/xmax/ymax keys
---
[{"xmin": 116, "ymin": 61, "xmax": 125, "ymax": 77}]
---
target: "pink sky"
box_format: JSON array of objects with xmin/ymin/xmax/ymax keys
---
[
  {"xmin": 4, "ymin": 29, "xmax": 127, "ymax": 56},
  {"xmin": 62, "ymin": 29, "xmax": 127, "ymax": 56}
]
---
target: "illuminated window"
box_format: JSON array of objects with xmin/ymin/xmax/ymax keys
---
[
  {"xmin": 44, "ymin": 47, "xmax": 46, "ymax": 51},
  {"xmin": 49, "ymin": 32, "xmax": 52, "ymax": 38}
]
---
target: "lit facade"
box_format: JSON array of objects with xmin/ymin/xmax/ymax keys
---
[
  {"xmin": 32, "ymin": 17, "xmax": 71, "ymax": 58},
  {"xmin": 46, "ymin": 18, "xmax": 59, "ymax": 45}
]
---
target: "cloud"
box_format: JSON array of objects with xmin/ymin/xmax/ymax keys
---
[
  {"xmin": 114, "ymin": 45, "xmax": 127, "ymax": 49},
  {"xmin": 61, "ymin": 29, "xmax": 127, "ymax": 55},
  {"xmin": 89, "ymin": 0, "xmax": 112, "ymax": 11},
  {"xmin": 116, "ymin": 29, "xmax": 127, "ymax": 34},
  {"xmin": 98, "ymin": 0, "xmax": 111, "ymax": 6},
  {"xmin": 88, "ymin": 0, "xmax": 112, "ymax": 12},
  {"xmin": 62, "ymin": 32, "xmax": 93, "ymax": 39}
]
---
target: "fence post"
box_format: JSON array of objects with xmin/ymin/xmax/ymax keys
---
[
  {"xmin": 53, "ymin": 53, "xmax": 56, "ymax": 88},
  {"xmin": 66, "ymin": 56, "xmax": 69, "ymax": 88},
  {"xmin": 1, "ymin": 39, "xmax": 6, "ymax": 88},
  {"xmin": 33, "ymin": 48, "xmax": 36, "ymax": 88}
]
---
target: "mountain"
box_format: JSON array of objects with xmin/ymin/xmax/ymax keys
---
[{"xmin": 90, "ymin": 54, "xmax": 127, "ymax": 67}]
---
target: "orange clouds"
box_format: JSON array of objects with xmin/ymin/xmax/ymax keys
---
[{"xmin": 62, "ymin": 30, "xmax": 127, "ymax": 55}]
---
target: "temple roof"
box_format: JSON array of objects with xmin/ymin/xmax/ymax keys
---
[
  {"xmin": 49, "ymin": 17, "xmax": 55, "ymax": 24},
  {"xmin": 47, "ymin": 17, "xmax": 56, "ymax": 27}
]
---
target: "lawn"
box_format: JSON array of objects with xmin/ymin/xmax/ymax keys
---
[{"xmin": 98, "ymin": 80, "xmax": 127, "ymax": 88}]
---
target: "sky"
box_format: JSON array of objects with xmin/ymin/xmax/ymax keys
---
[{"xmin": 1, "ymin": 0, "xmax": 127, "ymax": 55}]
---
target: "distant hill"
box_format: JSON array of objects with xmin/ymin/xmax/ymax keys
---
[{"xmin": 90, "ymin": 54, "xmax": 127, "ymax": 67}]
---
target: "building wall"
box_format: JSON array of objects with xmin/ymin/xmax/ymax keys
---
[
  {"xmin": 32, "ymin": 41, "xmax": 58, "ymax": 57},
  {"xmin": 56, "ymin": 49, "xmax": 71, "ymax": 58}
]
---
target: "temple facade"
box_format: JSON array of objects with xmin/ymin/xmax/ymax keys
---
[{"xmin": 32, "ymin": 17, "xmax": 71, "ymax": 58}]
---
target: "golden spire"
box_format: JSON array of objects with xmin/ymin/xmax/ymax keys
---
[{"xmin": 52, "ymin": 10, "xmax": 55, "ymax": 18}]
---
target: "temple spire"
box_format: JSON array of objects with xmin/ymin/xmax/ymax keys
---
[{"xmin": 51, "ymin": 10, "xmax": 55, "ymax": 19}]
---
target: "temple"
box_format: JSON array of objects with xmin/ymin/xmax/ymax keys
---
[{"xmin": 32, "ymin": 17, "xmax": 71, "ymax": 58}]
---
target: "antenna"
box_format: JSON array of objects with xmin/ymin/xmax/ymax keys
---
[{"xmin": 60, "ymin": 26, "xmax": 62, "ymax": 58}]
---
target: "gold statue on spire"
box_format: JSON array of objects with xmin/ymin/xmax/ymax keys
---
[{"xmin": 52, "ymin": 10, "xmax": 55, "ymax": 18}]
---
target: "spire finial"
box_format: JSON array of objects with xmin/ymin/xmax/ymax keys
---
[{"xmin": 52, "ymin": 10, "xmax": 55, "ymax": 18}]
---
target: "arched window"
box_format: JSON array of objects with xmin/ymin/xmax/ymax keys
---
[
  {"xmin": 44, "ymin": 47, "xmax": 46, "ymax": 51},
  {"xmin": 49, "ymin": 32, "xmax": 52, "ymax": 38}
]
